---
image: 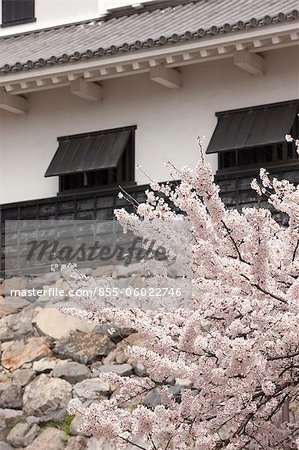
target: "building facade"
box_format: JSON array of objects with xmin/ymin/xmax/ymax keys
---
[
  {"xmin": 0, "ymin": 0, "xmax": 299, "ymax": 270},
  {"xmin": 0, "ymin": 0, "xmax": 154, "ymax": 36}
]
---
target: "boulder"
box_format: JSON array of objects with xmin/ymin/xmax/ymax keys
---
[
  {"xmin": 175, "ymin": 378, "xmax": 193, "ymax": 389},
  {"xmin": 143, "ymin": 391, "xmax": 162, "ymax": 409},
  {"xmin": 103, "ymin": 350, "xmax": 127, "ymax": 365},
  {"xmin": 65, "ymin": 436, "xmax": 87, "ymax": 450},
  {"xmin": 53, "ymin": 332, "xmax": 115, "ymax": 364},
  {"xmin": 2, "ymin": 337, "xmax": 52, "ymax": 370},
  {"xmin": 32, "ymin": 357, "xmax": 56, "ymax": 373},
  {"xmin": 165, "ymin": 377, "xmax": 175, "ymax": 385},
  {"xmin": 92, "ymin": 266, "xmax": 115, "ymax": 278},
  {"xmin": 0, "ymin": 277, "xmax": 28, "ymax": 296},
  {"xmin": 93, "ymin": 323, "xmax": 135, "ymax": 343},
  {"xmin": 115, "ymin": 263, "xmax": 141, "ymax": 278},
  {"xmin": 73, "ymin": 378, "xmax": 110, "ymax": 401},
  {"xmin": 12, "ymin": 369, "xmax": 35, "ymax": 388},
  {"xmin": 33, "ymin": 308, "xmax": 93, "ymax": 340},
  {"xmin": 35, "ymin": 294, "xmax": 66, "ymax": 306},
  {"xmin": 6, "ymin": 422, "xmax": 40, "ymax": 447},
  {"xmin": 52, "ymin": 362, "xmax": 91, "ymax": 384},
  {"xmin": 34, "ymin": 280, "xmax": 70, "ymax": 306},
  {"xmin": 0, "ymin": 382, "xmax": 23, "ymax": 409},
  {"xmin": 0, "ymin": 421, "xmax": 5, "ymax": 442},
  {"xmin": 0, "ymin": 408, "xmax": 24, "ymax": 422},
  {"xmin": 142, "ymin": 386, "xmax": 184, "ymax": 409},
  {"xmin": 23, "ymin": 374, "xmax": 72, "ymax": 422},
  {"xmin": 93, "ymin": 364, "xmax": 133, "ymax": 377},
  {"xmin": 86, "ymin": 438, "xmax": 116, "ymax": 450},
  {"xmin": 0, "ymin": 409, "xmax": 24, "ymax": 438},
  {"xmin": 103, "ymin": 333, "xmax": 145, "ymax": 365},
  {"xmin": 20, "ymin": 363, "xmax": 33, "ymax": 370},
  {"xmin": 69, "ymin": 416, "xmax": 84, "ymax": 436},
  {"xmin": 78, "ymin": 268, "xmax": 93, "ymax": 276},
  {"xmin": 0, "ymin": 443, "xmax": 13, "ymax": 450},
  {"xmin": 0, "ymin": 373, "xmax": 9, "ymax": 384},
  {"xmin": 53, "ymin": 280, "xmax": 70, "ymax": 293},
  {"xmin": 0, "ymin": 308, "xmax": 35, "ymax": 342},
  {"xmin": 0, "ymin": 297, "xmax": 30, "ymax": 319},
  {"xmin": 27, "ymin": 273, "xmax": 61, "ymax": 289},
  {"xmin": 168, "ymin": 385, "xmax": 183, "ymax": 403},
  {"xmin": 132, "ymin": 361, "xmax": 147, "ymax": 377},
  {"xmin": 25, "ymin": 428, "xmax": 68, "ymax": 450}
]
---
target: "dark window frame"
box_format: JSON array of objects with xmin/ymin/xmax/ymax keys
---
[
  {"xmin": 1, "ymin": 0, "xmax": 36, "ymax": 27},
  {"xmin": 217, "ymin": 111, "xmax": 299, "ymax": 174},
  {"xmin": 214, "ymin": 104, "xmax": 299, "ymax": 221},
  {"xmin": 58, "ymin": 126, "xmax": 136, "ymax": 196}
]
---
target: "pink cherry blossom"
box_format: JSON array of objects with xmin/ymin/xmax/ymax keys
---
[{"xmin": 62, "ymin": 137, "xmax": 299, "ymax": 449}]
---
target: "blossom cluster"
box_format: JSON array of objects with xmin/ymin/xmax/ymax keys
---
[{"xmin": 63, "ymin": 149, "xmax": 299, "ymax": 449}]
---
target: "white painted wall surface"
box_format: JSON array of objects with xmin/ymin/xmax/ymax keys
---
[
  {"xmin": 0, "ymin": 47, "xmax": 298, "ymax": 204},
  {"xmin": 0, "ymin": 0, "xmax": 99, "ymax": 36},
  {"xmin": 99, "ymin": 0, "xmax": 153, "ymax": 14},
  {"xmin": 0, "ymin": 0, "xmax": 154, "ymax": 37}
]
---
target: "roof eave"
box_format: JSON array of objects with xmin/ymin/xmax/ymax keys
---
[{"xmin": 0, "ymin": 20, "xmax": 298, "ymax": 96}]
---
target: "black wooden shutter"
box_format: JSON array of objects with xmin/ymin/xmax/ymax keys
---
[{"xmin": 2, "ymin": 0, "xmax": 35, "ymax": 26}]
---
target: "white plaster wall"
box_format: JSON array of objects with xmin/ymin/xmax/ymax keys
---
[
  {"xmin": 0, "ymin": 0, "xmax": 100, "ymax": 36},
  {"xmin": 0, "ymin": 0, "xmax": 155, "ymax": 36},
  {"xmin": 0, "ymin": 47, "xmax": 298, "ymax": 204},
  {"xmin": 99, "ymin": 0, "xmax": 153, "ymax": 14}
]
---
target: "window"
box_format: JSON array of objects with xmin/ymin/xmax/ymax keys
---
[
  {"xmin": 207, "ymin": 100, "xmax": 299, "ymax": 216},
  {"xmin": 45, "ymin": 126, "xmax": 136, "ymax": 195},
  {"xmin": 218, "ymin": 122, "xmax": 298, "ymax": 172},
  {"xmin": 2, "ymin": 0, "xmax": 35, "ymax": 27}
]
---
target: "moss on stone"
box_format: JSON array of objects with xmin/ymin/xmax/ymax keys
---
[{"xmin": 43, "ymin": 414, "xmax": 75, "ymax": 436}]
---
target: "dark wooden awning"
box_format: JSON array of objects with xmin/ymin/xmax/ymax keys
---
[
  {"xmin": 45, "ymin": 127, "xmax": 132, "ymax": 177},
  {"xmin": 206, "ymin": 100, "xmax": 299, "ymax": 154}
]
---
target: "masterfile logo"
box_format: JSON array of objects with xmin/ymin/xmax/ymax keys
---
[{"xmin": 4, "ymin": 219, "xmax": 191, "ymax": 276}]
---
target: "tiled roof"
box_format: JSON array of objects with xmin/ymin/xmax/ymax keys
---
[{"xmin": 0, "ymin": 0, "xmax": 298, "ymax": 74}]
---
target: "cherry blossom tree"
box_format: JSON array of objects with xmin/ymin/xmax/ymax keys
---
[{"xmin": 66, "ymin": 136, "xmax": 299, "ymax": 449}]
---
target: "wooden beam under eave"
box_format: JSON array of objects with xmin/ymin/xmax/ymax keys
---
[
  {"xmin": 150, "ymin": 65, "xmax": 181, "ymax": 88},
  {"xmin": 234, "ymin": 50, "xmax": 265, "ymax": 75},
  {"xmin": 0, "ymin": 89, "xmax": 27, "ymax": 114},
  {"xmin": 70, "ymin": 78, "xmax": 103, "ymax": 101}
]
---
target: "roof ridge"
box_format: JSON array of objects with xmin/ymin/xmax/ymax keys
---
[{"xmin": 0, "ymin": 0, "xmax": 198, "ymax": 42}]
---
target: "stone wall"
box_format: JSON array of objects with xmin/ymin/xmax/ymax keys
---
[
  {"xmin": 0, "ymin": 268, "xmax": 191, "ymax": 450},
  {"xmin": 0, "ymin": 268, "xmax": 139, "ymax": 450}
]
